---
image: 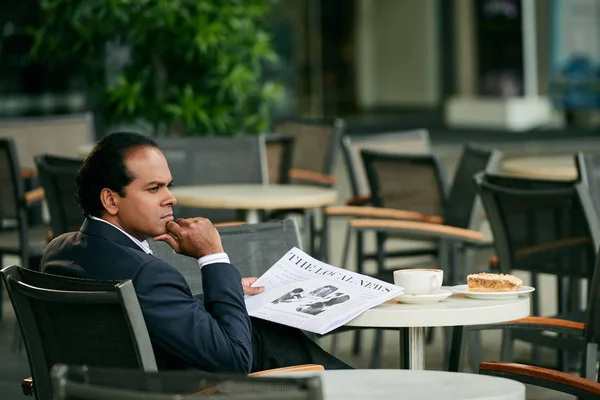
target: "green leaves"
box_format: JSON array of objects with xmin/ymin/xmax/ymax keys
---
[{"xmin": 30, "ymin": 0, "xmax": 280, "ymax": 136}]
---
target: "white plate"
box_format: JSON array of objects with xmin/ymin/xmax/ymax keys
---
[
  {"xmin": 397, "ymin": 288, "xmax": 453, "ymax": 304},
  {"xmin": 450, "ymin": 284, "xmax": 535, "ymax": 300}
]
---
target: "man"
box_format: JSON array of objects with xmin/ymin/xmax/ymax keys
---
[{"xmin": 41, "ymin": 132, "xmax": 349, "ymax": 373}]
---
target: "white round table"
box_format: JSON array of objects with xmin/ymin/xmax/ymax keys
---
[
  {"xmin": 502, "ymin": 155, "xmax": 576, "ymax": 180},
  {"xmin": 170, "ymin": 184, "xmax": 339, "ymax": 223},
  {"xmin": 276, "ymin": 370, "xmax": 525, "ymax": 400},
  {"xmin": 344, "ymin": 292, "xmax": 530, "ymax": 370}
]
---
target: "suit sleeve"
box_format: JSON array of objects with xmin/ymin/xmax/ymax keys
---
[{"xmin": 133, "ymin": 259, "xmax": 252, "ymax": 373}]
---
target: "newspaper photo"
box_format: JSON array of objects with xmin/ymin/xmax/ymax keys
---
[{"xmin": 245, "ymin": 247, "xmax": 404, "ymax": 335}]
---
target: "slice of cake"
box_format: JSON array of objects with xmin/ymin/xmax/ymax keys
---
[{"xmin": 467, "ymin": 273, "xmax": 523, "ymax": 292}]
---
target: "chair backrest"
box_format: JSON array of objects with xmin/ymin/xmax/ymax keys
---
[
  {"xmin": 35, "ymin": 154, "xmax": 84, "ymax": 236},
  {"xmin": 576, "ymin": 152, "xmax": 600, "ymax": 219},
  {"xmin": 0, "ymin": 113, "xmax": 94, "ymax": 169},
  {"xmin": 149, "ymin": 220, "xmax": 302, "ymax": 296},
  {"xmin": 274, "ymin": 119, "xmax": 344, "ymax": 178},
  {"xmin": 443, "ymin": 145, "xmax": 504, "ymax": 230},
  {"xmin": 0, "ymin": 266, "xmax": 157, "ymax": 400},
  {"xmin": 341, "ymin": 129, "xmax": 431, "ymax": 198},
  {"xmin": 51, "ymin": 364, "xmax": 324, "ymax": 400},
  {"xmin": 156, "ymin": 136, "xmax": 267, "ymax": 222},
  {"xmin": 361, "ymin": 150, "xmax": 447, "ymax": 217},
  {"xmin": 0, "ymin": 137, "xmax": 25, "ymax": 221},
  {"xmin": 475, "ymin": 173, "xmax": 600, "ymax": 282},
  {"xmin": 264, "ymin": 134, "xmax": 295, "ymax": 184}
]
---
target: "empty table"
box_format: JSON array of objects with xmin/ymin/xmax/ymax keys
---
[
  {"xmin": 170, "ymin": 184, "xmax": 338, "ymax": 223},
  {"xmin": 276, "ymin": 370, "xmax": 525, "ymax": 400}
]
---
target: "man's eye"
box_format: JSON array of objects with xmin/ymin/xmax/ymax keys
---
[{"xmin": 149, "ymin": 186, "xmax": 159, "ymax": 192}]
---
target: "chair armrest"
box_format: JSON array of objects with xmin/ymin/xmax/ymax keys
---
[
  {"xmin": 479, "ymin": 362, "xmax": 600, "ymax": 398},
  {"xmin": 22, "ymin": 377, "xmax": 34, "ymax": 396},
  {"xmin": 325, "ymin": 206, "xmax": 443, "ymax": 224},
  {"xmin": 346, "ymin": 195, "xmax": 371, "ymax": 206},
  {"xmin": 248, "ymin": 364, "xmax": 324, "ymax": 377},
  {"xmin": 289, "ymin": 169, "xmax": 336, "ymax": 186},
  {"xmin": 348, "ymin": 218, "xmax": 484, "ymax": 244},
  {"xmin": 467, "ymin": 316, "xmax": 586, "ymax": 337},
  {"xmin": 214, "ymin": 221, "xmax": 246, "ymax": 227},
  {"xmin": 21, "ymin": 168, "xmax": 36, "ymax": 179},
  {"xmin": 24, "ymin": 188, "xmax": 45, "ymax": 204}
]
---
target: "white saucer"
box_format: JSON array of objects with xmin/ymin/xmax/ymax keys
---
[
  {"xmin": 450, "ymin": 284, "xmax": 535, "ymax": 300},
  {"xmin": 397, "ymin": 289, "xmax": 453, "ymax": 304}
]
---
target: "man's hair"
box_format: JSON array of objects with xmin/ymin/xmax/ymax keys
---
[{"xmin": 76, "ymin": 132, "xmax": 159, "ymax": 217}]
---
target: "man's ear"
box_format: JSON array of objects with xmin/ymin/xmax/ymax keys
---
[{"xmin": 100, "ymin": 188, "xmax": 119, "ymax": 216}]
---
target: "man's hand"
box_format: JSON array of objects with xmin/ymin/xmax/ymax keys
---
[
  {"xmin": 153, "ymin": 218, "xmax": 224, "ymax": 259},
  {"xmin": 242, "ymin": 277, "xmax": 264, "ymax": 296}
]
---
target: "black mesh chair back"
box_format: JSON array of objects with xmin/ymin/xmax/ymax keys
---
[
  {"xmin": 51, "ymin": 364, "xmax": 324, "ymax": 400},
  {"xmin": 156, "ymin": 136, "xmax": 267, "ymax": 222},
  {"xmin": 361, "ymin": 150, "xmax": 447, "ymax": 217},
  {"xmin": 0, "ymin": 138, "xmax": 23, "ymax": 221},
  {"xmin": 477, "ymin": 173, "xmax": 600, "ymax": 279},
  {"xmin": 149, "ymin": 219, "xmax": 302, "ymax": 296},
  {"xmin": 35, "ymin": 155, "xmax": 84, "ymax": 236},
  {"xmin": 264, "ymin": 134, "xmax": 295, "ymax": 184},
  {"xmin": 443, "ymin": 145, "xmax": 503, "ymax": 230},
  {"xmin": 0, "ymin": 266, "xmax": 157, "ymax": 400},
  {"xmin": 476, "ymin": 174, "xmax": 600, "ymax": 319},
  {"xmin": 576, "ymin": 152, "xmax": 600, "ymax": 219},
  {"xmin": 342, "ymin": 129, "xmax": 431, "ymax": 199},
  {"xmin": 274, "ymin": 119, "xmax": 344, "ymax": 179}
]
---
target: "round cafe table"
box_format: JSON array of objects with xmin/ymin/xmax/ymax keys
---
[
  {"xmin": 276, "ymin": 370, "xmax": 525, "ymax": 400},
  {"xmin": 501, "ymin": 155, "xmax": 576, "ymax": 181},
  {"xmin": 343, "ymin": 291, "xmax": 530, "ymax": 370},
  {"xmin": 170, "ymin": 184, "xmax": 338, "ymax": 223}
]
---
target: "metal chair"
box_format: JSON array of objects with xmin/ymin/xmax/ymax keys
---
[
  {"xmin": 34, "ymin": 154, "xmax": 84, "ymax": 239},
  {"xmin": 0, "ymin": 138, "xmax": 48, "ymax": 321},
  {"xmin": 479, "ymin": 361, "xmax": 600, "ymax": 400},
  {"xmin": 264, "ymin": 134, "xmax": 295, "ymax": 184},
  {"xmin": 272, "ymin": 119, "xmax": 344, "ymax": 255},
  {"xmin": 0, "ymin": 265, "xmax": 156, "ymax": 400},
  {"xmin": 321, "ymin": 129, "xmax": 433, "ymax": 262},
  {"xmin": 155, "ymin": 136, "xmax": 268, "ymax": 223},
  {"xmin": 576, "ymin": 152, "xmax": 600, "ymax": 219},
  {"xmin": 448, "ymin": 173, "xmax": 600, "ymax": 374},
  {"xmin": 149, "ymin": 220, "xmax": 302, "ymax": 296},
  {"xmin": 338, "ymin": 144, "xmax": 503, "ymax": 368},
  {"xmin": 51, "ymin": 364, "xmax": 324, "ymax": 400}
]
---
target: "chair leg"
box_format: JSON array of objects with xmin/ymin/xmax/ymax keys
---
[
  {"xmin": 447, "ymin": 326, "xmax": 464, "ymax": 372},
  {"xmin": 319, "ymin": 213, "xmax": 329, "ymax": 263},
  {"xmin": 369, "ymin": 330, "xmax": 384, "ymax": 369},
  {"xmin": 500, "ymin": 329, "xmax": 514, "ymax": 361},
  {"xmin": 466, "ymin": 330, "xmax": 484, "ymax": 372},
  {"xmin": 582, "ymin": 342, "xmax": 598, "ymax": 381},
  {"xmin": 352, "ymin": 231, "xmax": 365, "ymax": 356}
]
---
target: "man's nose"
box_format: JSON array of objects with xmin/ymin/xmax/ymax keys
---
[{"xmin": 164, "ymin": 189, "xmax": 177, "ymax": 206}]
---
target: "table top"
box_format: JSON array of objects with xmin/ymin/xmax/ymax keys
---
[
  {"xmin": 170, "ymin": 184, "xmax": 338, "ymax": 210},
  {"xmin": 277, "ymin": 370, "xmax": 525, "ymax": 400},
  {"xmin": 345, "ymin": 291, "xmax": 530, "ymax": 328},
  {"xmin": 502, "ymin": 155, "xmax": 576, "ymax": 180}
]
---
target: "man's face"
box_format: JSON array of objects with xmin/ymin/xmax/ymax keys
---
[{"xmin": 113, "ymin": 146, "xmax": 176, "ymax": 240}]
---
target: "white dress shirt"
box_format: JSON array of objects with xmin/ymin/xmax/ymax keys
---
[{"xmin": 90, "ymin": 217, "xmax": 230, "ymax": 269}]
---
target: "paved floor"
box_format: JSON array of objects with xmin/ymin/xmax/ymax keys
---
[{"xmin": 3, "ymin": 136, "xmax": 598, "ymax": 399}]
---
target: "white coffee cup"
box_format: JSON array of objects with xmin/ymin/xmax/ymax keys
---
[{"xmin": 393, "ymin": 268, "xmax": 443, "ymax": 295}]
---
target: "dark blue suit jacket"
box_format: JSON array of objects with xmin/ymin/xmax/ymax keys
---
[{"xmin": 41, "ymin": 218, "xmax": 253, "ymax": 373}]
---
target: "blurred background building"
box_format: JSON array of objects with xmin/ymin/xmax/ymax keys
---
[{"xmin": 0, "ymin": 0, "xmax": 598, "ymax": 134}]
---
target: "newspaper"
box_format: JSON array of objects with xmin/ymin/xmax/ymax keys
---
[{"xmin": 244, "ymin": 247, "xmax": 404, "ymax": 335}]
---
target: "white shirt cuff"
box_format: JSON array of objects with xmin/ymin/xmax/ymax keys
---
[{"xmin": 197, "ymin": 252, "xmax": 231, "ymax": 270}]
